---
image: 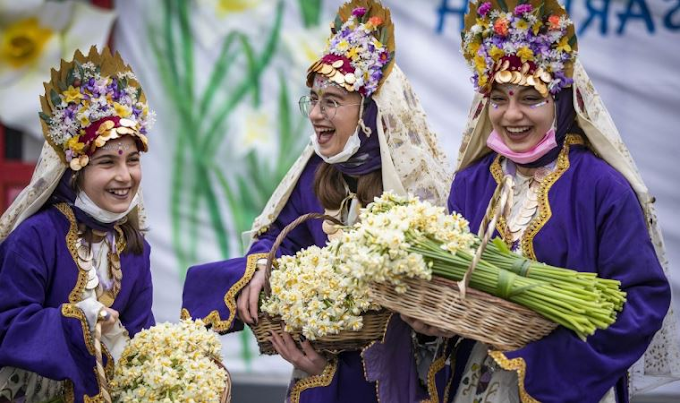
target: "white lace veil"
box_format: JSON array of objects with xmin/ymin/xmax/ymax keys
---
[
  {"xmin": 455, "ymin": 59, "xmax": 680, "ymax": 394},
  {"xmin": 244, "ymin": 64, "xmax": 452, "ymax": 244}
]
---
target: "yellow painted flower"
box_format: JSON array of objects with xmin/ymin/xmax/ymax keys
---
[
  {"xmin": 62, "ymin": 86, "xmax": 84, "ymax": 104},
  {"xmin": 532, "ymin": 21, "xmax": 543, "ymax": 35},
  {"xmin": 347, "ymin": 47, "xmax": 360, "ymax": 61},
  {"xmin": 467, "ymin": 42, "xmax": 481, "ymax": 58},
  {"xmin": 474, "ymin": 54, "xmax": 487, "ymax": 75},
  {"xmin": 475, "ymin": 17, "xmax": 489, "ymax": 30},
  {"xmin": 515, "ymin": 19, "xmax": 529, "ymax": 31},
  {"xmin": 67, "ymin": 135, "xmax": 85, "ymax": 154},
  {"xmin": 337, "ymin": 40, "xmax": 349, "ymax": 51},
  {"xmin": 214, "ymin": 0, "xmax": 258, "ymax": 14},
  {"xmin": 113, "ymin": 102, "xmax": 132, "ymax": 118},
  {"xmin": 0, "ymin": 17, "xmax": 54, "ymax": 69},
  {"xmin": 489, "ymin": 46, "xmax": 505, "ymax": 62},
  {"xmin": 78, "ymin": 115, "xmax": 90, "ymax": 128},
  {"xmin": 478, "ymin": 74, "xmax": 489, "ymax": 88},
  {"xmin": 556, "ymin": 36, "xmax": 572, "ymax": 53},
  {"xmin": 516, "ymin": 46, "xmax": 534, "ymax": 62}
]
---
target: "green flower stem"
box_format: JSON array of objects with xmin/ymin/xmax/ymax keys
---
[
  {"xmin": 297, "ymin": 0, "xmax": 322, "ymax": 27},
  {"xmin": 402, "ymin": 233, "xmax": 625, "ymax": 339},
  {"xmin": 200, "ymin": 1, "xmax": 284, "ymax": 158}
]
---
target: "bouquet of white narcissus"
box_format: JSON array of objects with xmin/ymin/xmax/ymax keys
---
[
  {"xmin": 111, "ymin": 319, "xmax": 228, "ymax": 403},
  {"xmin": 260, "ymin": 244, "xmax": 380, "ymax": 340},
  {"xmin": 337, "ymin": 192, "xmax": 626, "ymax": 341}
]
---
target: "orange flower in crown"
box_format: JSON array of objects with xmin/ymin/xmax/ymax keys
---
[
  {"xmin": 462, "ymin": 0, "xmax": 578, "ymax": 97},
  {"xmin": 306, "ymin": 0, "xmax": 395, "ymax": 97},
  {"xmin": 39, "ymin": 46, "xmax": 154, "ymax": 171}
]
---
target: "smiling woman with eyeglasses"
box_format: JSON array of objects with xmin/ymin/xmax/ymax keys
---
[{"xmin": 181, "ymin": 1, "xmax": 453, "ymax": 402}]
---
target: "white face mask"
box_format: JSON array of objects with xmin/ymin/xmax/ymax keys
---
[
  {"xmin": 75, "ymin": 190, "xmax": 140, "ymax": 223},
  {"xmin": 310, "ymin": 128, "xmax": 361, "ymax": 164}
]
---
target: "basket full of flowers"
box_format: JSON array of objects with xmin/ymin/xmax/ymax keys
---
[
  {"xmin": 250, "ymin": 213, "xmax": 391, "ymax": 355},
  {"xmin": 110, "ymin": 319, "xmax": 231, "ymax": 403}
]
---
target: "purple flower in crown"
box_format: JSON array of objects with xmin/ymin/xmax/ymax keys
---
[
  {"xmin": 478, "ymin": 2, "xmax": 492, "ymax": 17},
  {"xmin": 352, "ymin": 7, "xmax": 367, "ymax": 17},
  {"xmin": 514, "ymin": 4, "xmax": 533, "ymax": 15}
]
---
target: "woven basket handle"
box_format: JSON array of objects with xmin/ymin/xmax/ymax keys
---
[
  {"xmin": 263, "ymin": 213, "xmax": 344, "ymax": 297},
  {"xmin": 458, "ymin": 175, "xmax": 514, "ymax": 298}
]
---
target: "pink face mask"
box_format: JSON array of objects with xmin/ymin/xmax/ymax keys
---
[{"xmin": 486, "ymin": 128, "xmax": 557, "ymax": 165}]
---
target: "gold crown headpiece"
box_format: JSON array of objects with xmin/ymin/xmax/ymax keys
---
[
  {"xmin": 462, "ymin": 0, "xmax": 578, "ymax": 97},
  {"xmin": 40, "ymin": 46, "xmax": 154, "ymax": 171},
  {"xmin": 306, "ymin": 0, "xmax": 395, "ymax": 97}
]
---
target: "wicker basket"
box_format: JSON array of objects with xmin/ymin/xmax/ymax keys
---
[
  {"xmin": 94, "ymin": 327, "xmax": 232, "ymax": 403},
  {"xmin": 249, "ymin": 213, "xmax": 391, "ymax": 355},
  {"xmin": 368, "ymin": 176, "xmax": 558, "ymax": 351}
]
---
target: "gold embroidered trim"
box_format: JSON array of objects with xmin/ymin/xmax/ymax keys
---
[
  {"xmin": 289, "ymin": 359, "xmax": 338, "ymax": 403},
  {"xmin": 183, "ymin": 252, "xmax": 265, "ymax": 332},
  {"xmin": 60, "ymin": 303, "xmax": 113, "ymax": 403},
  {"xmin": 489, "ymin": 157, "xmax": 513, "ymax": 248},
  {"xmin": 56, "ymin": 204, "xmax": 89, "ymax": 304},
  {"xmin": 426, "ymin": 354, "xmax": 447, "ymax": 403},
  {"xmin": 61, "ymin": 303, "xmax": 96, "ymax": 355},
  {"xmin": 488, "ymin": 351, "xmax": 539, "ymax": 403},
  {"xmin": 488, "ymin": 135, "xmax": 584, "ymax": 259},
  {"xmin": 64, "ymin": 381, "xmax": 75, "ymax": 403},
  {"xmin": 55, "ymin": 203, "xmax": 125, "ymax": 306}
]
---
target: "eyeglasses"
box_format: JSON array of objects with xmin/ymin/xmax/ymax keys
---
[{"xmin": 299, "ymin": 95, "xmax": 362, "ymax": 120}]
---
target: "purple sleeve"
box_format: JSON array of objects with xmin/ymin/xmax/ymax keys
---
[
  {"xmin": 0, "ymin": 236, "xmax": 101, "ymax": 401},
  {"xmin": 494, "ymin": 173, "xmax": 670, "ymax": 403},
  {"xmin": 181, "ymin": 167, "xmax": 322, "ymax": 333},
  {"xmin": 120, "ymin": 241, "xmax": 155, "ymax": 336},
  {"xmin": 447, "ymin": 172, "xmax": 468, "ymax": 215}
]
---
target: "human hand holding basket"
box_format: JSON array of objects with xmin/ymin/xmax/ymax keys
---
[{"xmin": 249, "ymin": 212, "xmax": 391, "ymax": 355}]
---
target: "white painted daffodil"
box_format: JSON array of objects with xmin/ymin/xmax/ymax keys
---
[{"xmin": 0, "ymin": 0, "xmax": 115, "ymax": 138}]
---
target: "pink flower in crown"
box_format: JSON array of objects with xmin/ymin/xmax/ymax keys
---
[
  {"xmin": 352, "ymin": 7, "xmax": 367, "ymax": 17},
  {"xmin": 514, "ymin": 4, "xmax": 533, "ymax": 15},
  {"xmin": 478, "ymin": 2, "xmax": 492, "ymax": 17}
]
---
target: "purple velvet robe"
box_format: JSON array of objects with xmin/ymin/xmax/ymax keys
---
[
  {"xmin": 437, "ymin": 144, "xmax": 670, "ymax": 403},
  {"xmin": 182, "ymin": 155, "xmax": 428, "ymax": 403},
  {"xmin": 0, "ymin": 205, "xmax": 155, "ymax": 403}
]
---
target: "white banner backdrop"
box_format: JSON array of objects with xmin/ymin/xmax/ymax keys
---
[{"xmin": 113, "ymin": 0, "xmax": 680, "ymax": 393}]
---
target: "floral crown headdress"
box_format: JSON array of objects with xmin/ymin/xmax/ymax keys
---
[
  {"xmin": 306, "ymin": 0, "xmax": 395, "ymax": 97},
  {"xmin": 462, "ymin": 0, "xmax": 578, "ymax": 97},
  {"xmin": 40, "ymin": 46, "xmax": 155, "ymax": 171}
]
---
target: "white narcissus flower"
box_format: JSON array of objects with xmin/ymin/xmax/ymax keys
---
[
  {"xmin": 230, "ymin": 106, "xmax": 277, "ymax": 162},
  {"xmin": 0, "ymin": 0, "xmax": 115, "ymax": 138},
  {"xmin": 111, "ymin": 319, "xmax": 227, "ymax": 402}
]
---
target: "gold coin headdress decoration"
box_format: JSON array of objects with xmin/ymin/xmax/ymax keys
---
[
  {"xmin": 306, "ymin": 0, "xmax": 396, "ymax": 97},
  {"xmin": 40, "ymin": 46, "xmax": 154, "ymax": 171},
  {"xmin": 462, "ymin": 0, "xmax": 578, "ymax": 97}
]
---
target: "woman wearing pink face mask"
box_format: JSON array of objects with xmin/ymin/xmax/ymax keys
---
[{"xmin": 401, "ymin": 0, "xmax": 680, "ymax": 402}]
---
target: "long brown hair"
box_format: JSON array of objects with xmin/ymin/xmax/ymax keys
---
[
  {"xmin": 71, "ymin": 172, "xmax": 146, "ymax": 255},
  {"xmin": 314, "ymin": 162, "xmax": 383, "ymax": 211}
]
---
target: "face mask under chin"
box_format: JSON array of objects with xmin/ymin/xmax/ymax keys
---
[{"xmin": 311, "ymin": 127, "xmax": 361, "ymax": 164}]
